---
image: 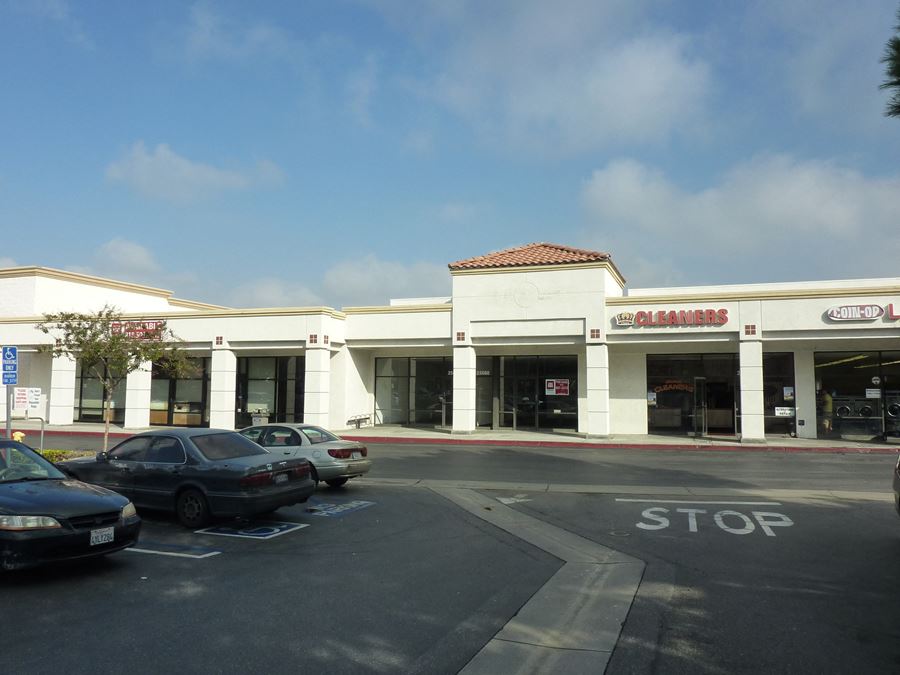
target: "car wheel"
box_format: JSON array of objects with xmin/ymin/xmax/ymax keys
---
[
  {"xmin": 176, "ymin": 489, "xmax": 210, "ymax": 528},
  {"xmin": 309, "ymin": 465, "xmax": 319, "ymax": 487},
  {"xmin": 325, "ymin": 477, "xmax": 349, "ymax": 488}
]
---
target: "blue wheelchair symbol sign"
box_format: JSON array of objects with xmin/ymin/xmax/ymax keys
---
[{"xmin": 2, "ymin": 346, "xmax": 17, "ymax": 369}]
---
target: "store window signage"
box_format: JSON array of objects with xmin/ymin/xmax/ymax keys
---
[
  {"xmin": 825, "ymin": 305, "xmax": 884, "ymax": 321},
  {"xmin": 545, "ymin": 379, "xmax": 569, "ymax": 396},
  {"xmin": 615, "ymin": 309, "xmax": 728, "ymax": 328},
  {"xmin": 111, "ymin": 320, "xmax": 164, "ymax": 340}
]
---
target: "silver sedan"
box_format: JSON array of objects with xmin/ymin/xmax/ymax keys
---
[{"xmin": 239, "ymin": 423, "xmax": 371, "ymax": 488}]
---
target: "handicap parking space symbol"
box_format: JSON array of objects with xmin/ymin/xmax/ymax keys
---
[
  {"xmin": 305, "ymin": 499, "xmax": 375, "ymax": 517},
  {"xmin": 195, "ymin": 521, "xmax": 309, "ymax": 539}
]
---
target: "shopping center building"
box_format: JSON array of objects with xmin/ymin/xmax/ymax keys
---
[{"xmin": 2, "ymin": 242, "xmax": 899, "ymax": 443}]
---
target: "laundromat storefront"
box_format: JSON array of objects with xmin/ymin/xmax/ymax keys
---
[{"xmin": 814, "ymin": 350, "xmax": 900, "ymax": 440}]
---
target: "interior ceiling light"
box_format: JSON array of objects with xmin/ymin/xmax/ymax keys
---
[
  {"xmin": 815, "ymin": 355, "xmax": 870, "ymax": 368},
  {"xmin": 855, "ymin": 359, "xmax": 900, "ymax": 369}
]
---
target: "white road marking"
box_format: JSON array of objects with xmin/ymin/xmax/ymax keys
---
[
  {"xmin": 616, "ymin": 498, "xmax": 782, "ymax": 506},
  {"xmin": 127, "ymin": 548, "xmax": 221, "ymax": 559},
  {"xmin": 497, "ymin": 494, "xmax": 532, "ymax": 505}
]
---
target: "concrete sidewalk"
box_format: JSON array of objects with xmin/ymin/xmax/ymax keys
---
[{"xmin": 3, "ymin": 417, "xmax": 899, "ymax": 453}]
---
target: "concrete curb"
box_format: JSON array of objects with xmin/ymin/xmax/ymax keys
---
[
  {"xmin": 433, "ymin": 487, "xmax": 644, "ymax": 675},
  {"xmin": 348, "ymin": 435, "xmax": 898, "ymax": 454}
]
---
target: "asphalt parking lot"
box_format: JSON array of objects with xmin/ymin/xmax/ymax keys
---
[
  {"xmin": 486, "ymin": 488, "xmax": 900, "ymax": 674},
  {"xmin": 3, "ymin": 484, "xmax": 560, "ymax": 675}
]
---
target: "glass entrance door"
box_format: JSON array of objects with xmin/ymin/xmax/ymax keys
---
[{"xmin": 692, "ymin": 376, "xmax": 708, "ymax": 437}]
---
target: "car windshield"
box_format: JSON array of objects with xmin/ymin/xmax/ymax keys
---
[
  {"xmin": 301, "ymin": 427, "xmax": 339, "ymax": 444},
  {"xmin": 0, "ymin": 442, "xmax": 65, "ymax": 482},
  {"xmin": 191, "ymin": 432, "xmax": 268, "ymax": 461}
]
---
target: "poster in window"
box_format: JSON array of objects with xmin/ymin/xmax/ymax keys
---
[
  {"xmin": 545, "ymin": 379, "xmax": 569, "ymax": 396},
  {"xmin": 783, "ymin": 386, "xmax": 794, "ymax": 402}
]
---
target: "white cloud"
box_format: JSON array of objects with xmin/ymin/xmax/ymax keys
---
[
  {"xmin": 15, "ymin": 0, "xmax": 94, "ymax": 49},
  {"xmin": 744, "ymin": 1, "xmax": 895, "ymax": 129},
  {"xmin": 96, "ymin": 238, "xmax": 161, "ymax": 278},
  {"xmin": 346, "ymin": 54, "xmax": 380, "ymax": 126},
  {"xmin": 228, "ymin": 255, "xmax": 449, "ymax": 308},
  {"xmin": 437, "ymin": 201, "xmax": 477, "ymax": 224},
  {"xmin": 581, "ymin": 155, "xmax": 900, "ymax": 285},
  {"xmin": 183, "ymin": 1, "xmax": 302, "ymax": 64},
  {"xmin": 320, "ymin": 255, "xmax": 450, "ymax": 307},
  {"xmin": 370, "ymin": 0, "xmax": 710, "ymax": 154},
  {"xmin": 0, "ymin": 257, "xmax": 17, "ymax": 268},
  {"xmin": 402, "ymin": 129, "xmax": 435, "ymax": 154},
  {"xmin": 229, "ymin": 279, "xmax": 323, "ymax": 308},
  {"xmin": 105, "ymin": 142, "xmax": 284, "ymax": 203}
]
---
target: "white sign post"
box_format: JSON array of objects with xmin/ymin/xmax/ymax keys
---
[{"xmin": 2, "ymin": 346, "xmax": 17, "ymax": 439}]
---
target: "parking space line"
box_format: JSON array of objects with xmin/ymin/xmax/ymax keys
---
[
  {"xmin": 128, "ymin": 548, "xmax": 222, "ymax": 559},
  {"xmin": 615, "ymin": 498, "xmax": 782, "ymax": 506}
]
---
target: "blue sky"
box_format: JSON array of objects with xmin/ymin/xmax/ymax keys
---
[{"xmin": 2, "ymin": 0, "xmax": 900, "ymax": 308}]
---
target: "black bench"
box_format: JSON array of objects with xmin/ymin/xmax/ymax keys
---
[{"xmin": 347, "ymin": 414, "xmax": 371, "ymax": 429}]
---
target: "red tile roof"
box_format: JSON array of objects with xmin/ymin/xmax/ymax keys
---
[{"xmin": 448, "ymin": 242, "xmax": 612, "ymax": 271}]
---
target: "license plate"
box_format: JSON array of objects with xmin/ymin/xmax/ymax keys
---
[
  {"xmin": 90, "ymin": 527, "xmax": 115, "ymax": 546},
  {"xmin": 274, "ymin": 473, "xmax": 289, "ymax": 484},
  {"xmin": 351, "ymin": 452, "xmax": 361, "ymax": 460}
]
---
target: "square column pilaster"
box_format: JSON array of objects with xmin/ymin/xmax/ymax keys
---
[
  {"xmin": 793, "ymin": 350, "xmax": 817, "ymax": 439},
  {"xmin": 124, "ymin": 361, "xmax": 152, "ymax": 429},
  {"xmin": 584, "ymin": 343, "xmax": 610, "ymax": 438},
  {"xmin": 304, "ymin": 347, "xmax": 331, "ymax": 427},
  {"xmin": 209, "ymin": 348, "xmax": 237, "ymax": 430},
  {"xmin": 452, "ymin": 345, "xmax": 476, "ymax": 433},
  {"xmin": 739, "ymin": 340, "xmax": 765, "ymax": 442},
  {"xmin": 48, "ymin": 354, "xmax": 76, "ymax": 426}
]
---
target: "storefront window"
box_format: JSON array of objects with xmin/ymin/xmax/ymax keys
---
[
  {"xmin": 73, "ymin": 361, "xmax": 126, "ymax": 424},
  {"xmin": 647, "ymin": 354, "xmax": 737, "ymax": 436},
  {"xmin": 763, "ymin": 353, "xmax": 795, "ymax": 436},
  {"xmin": 150, "ymin": 358, "xmax": 210, "ymax": 427},
  {"xmin": 374, "ymin": 357, "xmax": 451, "ymax": 426},
  {"xmin": 235, "ymin": 356, "xmax": 304, "ymax": 428},
  {"xmin": 498, "ymin": 356, "xmax": 578, "ymax": 431},
  {"xmin": 815, "ymin": 351, "xmax": 896, "ymax": 440}
]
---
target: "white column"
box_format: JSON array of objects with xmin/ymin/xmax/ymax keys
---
[
  {"xmin": 585, "ymin": 343, "xmax": 611, "ymax": 437},
  {"xmin": 304, "ymin": 347, "xmax": 331, "ymax": 427},
  {"xmin": 452, "ymin": 345, "xmax": 476, "ymax": 433},
  {"xmin": 48, "ymin": 354, "xmax": 76, "ymax": 425},
  {"xmin": 124, "ymin": 361, "xmax": 152, "ymax": 429},
  {"xmin": 209, "ymin": 349, "xmax": 237, "ymax": 430},
  {"xmin": 793, "ymin": 350, "xmax": 817, "ymax": 439},
  {"xmin": 739, "ymin": 340, "xmax": 765, "ymax": 442}
]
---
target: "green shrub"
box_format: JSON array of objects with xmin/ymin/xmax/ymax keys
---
[{"xmin": 39, "ymin": 449, "xmax": 95, "ymax": 463}]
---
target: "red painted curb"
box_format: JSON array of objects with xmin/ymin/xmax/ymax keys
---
[
  {"xmin": 15, "ymin": 429, "xmax": 898, "ymax": 455},
  {"xmin": 345, "ymin": 435, "xmax": 899, "ymax": 454}
]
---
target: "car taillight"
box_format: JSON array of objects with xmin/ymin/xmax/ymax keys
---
[
  {"xmin": 328, "ymin": 448, "xmax": 352, "ymax": 459},
  {"xmin": 240, "ymin": 471, "xmax": 274, "ymax": 487},
  {"xmin": 292, "ymin": 463, "xmax": 309, "ymax": 478}
]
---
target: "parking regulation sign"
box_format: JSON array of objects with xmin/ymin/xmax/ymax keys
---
[{"xmin": 2, "ymin": 346, "xmax": 17, "ymax": 385}]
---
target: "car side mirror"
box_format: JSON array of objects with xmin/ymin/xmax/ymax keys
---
[{"xmin": 96, "ymin": 451, "xmax": 109, "ymax": 463}]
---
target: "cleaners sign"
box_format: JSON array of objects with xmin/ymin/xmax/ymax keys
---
[{"xmin": 615, "ymin": 308, "xmax": 729, "ymax": 328}]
